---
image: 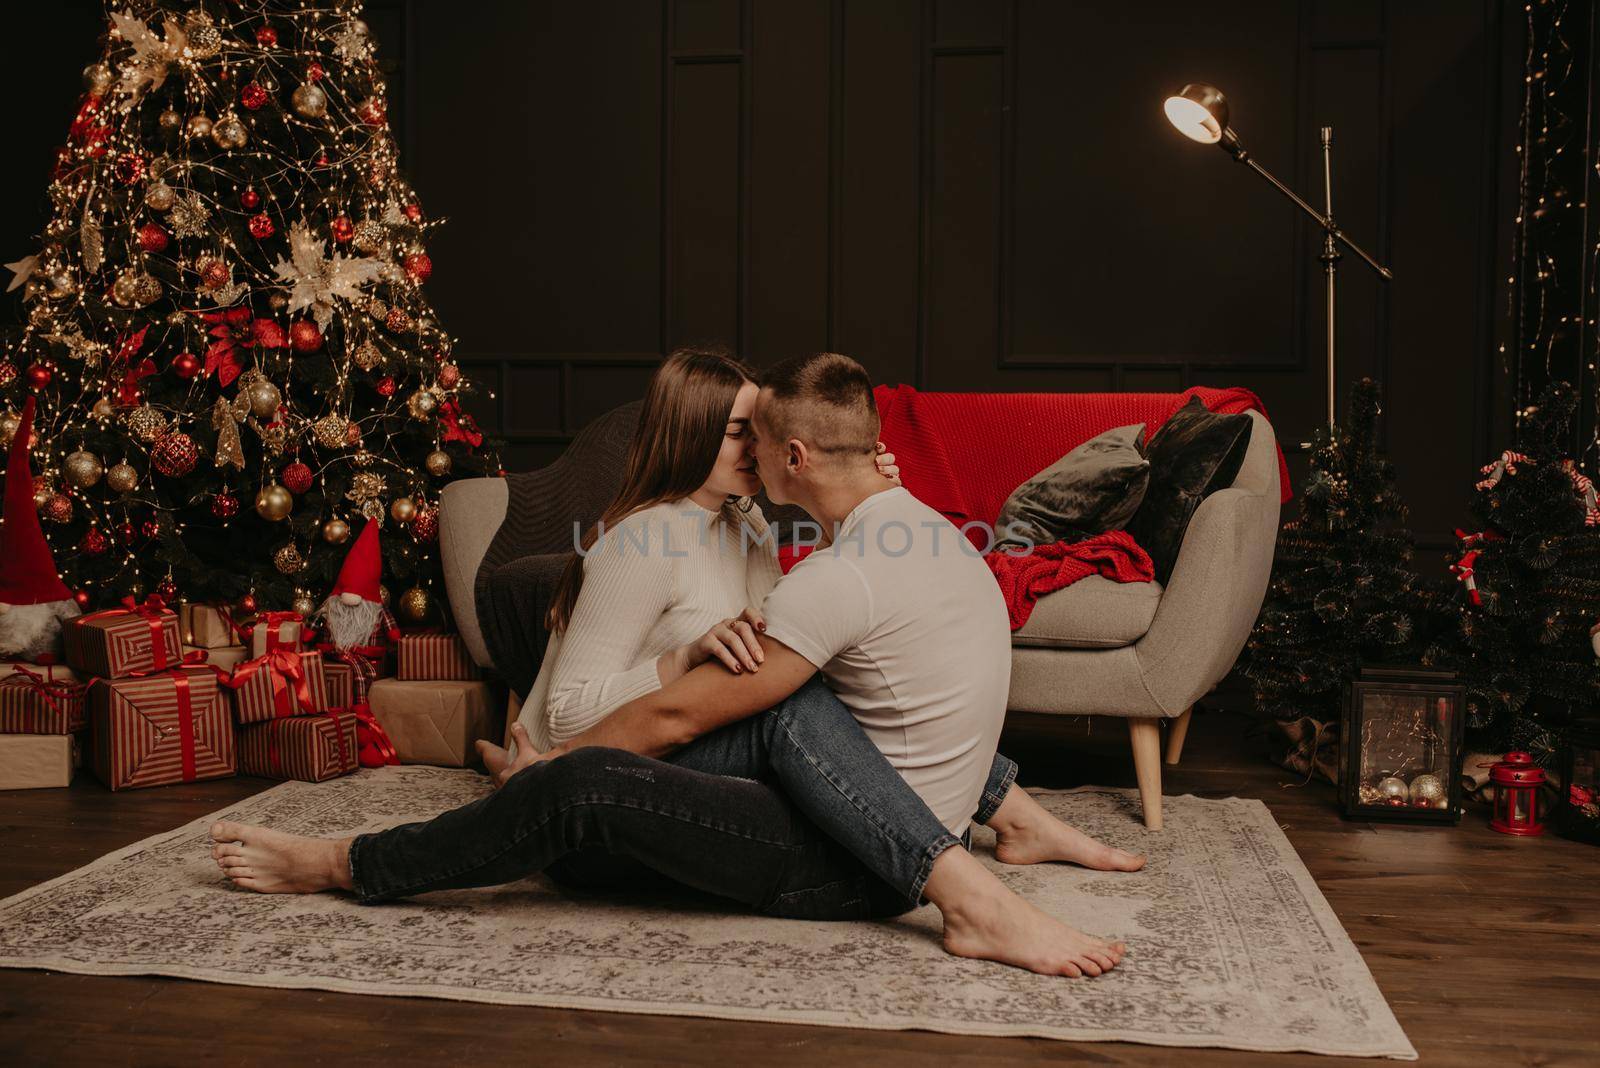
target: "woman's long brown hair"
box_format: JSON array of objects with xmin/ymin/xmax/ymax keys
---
[{"xmin": 546, "ymin": 346, "xmax": 760, "ymax": 632}]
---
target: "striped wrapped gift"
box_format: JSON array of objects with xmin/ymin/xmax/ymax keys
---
[
  {"xmin": 231, "ymin": 649, "xmax": 330, "ymax": 724},
  {"xmin": 396, "ymin": 631, "xmax": 482, "ymax": 681},
  {"xmin": 237, "ymin": 709, "xmax": 359, "ymax": 782},
  {"xmin": 65, "ymin": 597, "xmax": 182, "ymax": 679},
  {"xmin": 0, "ymin": 667, "xmax": 87, "ymax": 734},
  {"xmin": 247, "ymin": 612, "xmax": 313, "ymax": 658},
  {"xmin": 90, "ymin": 667, "xmax": 235, "ymax": 791}
]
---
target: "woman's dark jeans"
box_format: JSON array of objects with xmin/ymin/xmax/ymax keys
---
[{"xmin": 347, "ymin": 677, "xmax": 1019, "ymax": 919}]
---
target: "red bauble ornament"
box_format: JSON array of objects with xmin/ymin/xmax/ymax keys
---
[
  {"xmin": 248, "ymin": 212, "xmax": 275, "ymax": 239},
  {"xmin": 437, "ymin": 362, "xmax": 461, "ymax": 389},
  {"xmin": 155, "ymin": 577, "xmax": 179, "ymax": 602},
  {"xmin": 241, "ymin": 187, "xmax": 261, "ymax": 210},
  {"xmin": 239, "ymin": 595, "xmax": 258, "ymax": 616},
  {"xmin": 306, "ymin": 61, "xmax": 325, "ymax": 83},
  {"xmin": 385, "ymin": 307, "xmax": 412, "ymax": 333},
  {"xmin": 42, "ymin": 494, "xmax": 73, "ymax": 524},
  {"xmin": 141, "ymin": 517, "xmax": 162, "ymax": 540},
  {"xmin": 403, "ymin": 252, "xmax": 433, "ymax": 283},
  {"xmin": 116, "ymin": 521, "xmax": 136, "ymax": 543},
  {"xmin": 289, "ymin": 319, "xmax": 322, "ymax": 353},
  {"xmin": 24, "ymin": 362, "xmax": 52, "ymax": 390},
  {"xmin": 0, "ymin": 362, "xmax": 15, "ymax": 388},
  {"xmin": 73, "ymin": 589, "xmax": 91, "ymax": 608},
  {"xmin": 200, "ymin": 258, "xmax": 231, "ymax": 289},
  {"xmin": 114, "ymin": 152, "xmax": 145, "ymax": 184},
  {"xmin": 375, "ymin": 375, "xmax": 396, "ymax": 397},
  {"xmin": 81, "ymin": 527, "xmax": 110, "ymax": 556},
  {"xmin": 281, "ymin": 460, "xmax": 314, "ymax": 494},
  {"xmin": 358, "ymin": 97, "xmax": 386, "ymax": 126},
  {"xmin": 171, "ymin": 351, "xmax": 201, "ymax": 379},
  {"xmin": 412, "ymin": 506, "xmax": 439, "ymax": 544},
  {"xmin": 241, "ymin": 82, "xmax": 269, "ymax": 110},
  {"xmin": 255, "ymin": 25, "xmax": 279, "ymax": 47},
  {"xmin": 403, "ymin": 203, "xmax": 423, "ymax": 223},
  {"xmin": 151, "ymin": 430, "xmax": 199, "ymax": 477},
  {"xmin": 211, "ymin": 491, "xmax": 240, "ymax": 519},
  {"xmin": 252, "ymin": 319, "xmax": 286, "ymax": 349},
  {"xmin": 138, "ymin": 222, "xmax": 169, "ymax": 253},
  {"xmin": 330, "ymin": 215, "xmax": 354, "ymax": 243},
  {"xmin": 344, "ymin": 422, "xmax": 363, "ymax": 446}
]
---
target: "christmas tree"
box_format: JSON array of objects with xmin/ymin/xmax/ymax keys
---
[
  {"xmin": 1427, "ymin": 381, "xmax": 1600, "ymax": 763},
  {"xmin": 1, "ymin": 1, "xmax": 497, "ymax": 625},
  {"xmin": 1246, "ymin": 378, "xmax": 1437, "ymax": 782}
]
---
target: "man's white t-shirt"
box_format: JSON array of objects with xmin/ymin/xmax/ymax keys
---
[{"xmin": 761, "ymin": 487, "xmax": 1012, "ymax": 836}]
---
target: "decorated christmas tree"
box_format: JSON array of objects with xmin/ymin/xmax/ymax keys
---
[
  {"xmin": 0, "ymin": 1, "xmax": 497, "ymax": 627},
  {"xmin": 1246, "ymin": 378, "xmax": 1437, "ymax": 782},
  {"xmin": 1427, "ymin": 381, "xmax": 1600, "ymax": 763}
]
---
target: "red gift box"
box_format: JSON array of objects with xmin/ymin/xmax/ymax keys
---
[
  {"xmin": 230, "ymin": 647, "xmax": 330, "ymax": 724},
  {"xmin": 65, "ymin": 595, "xmax": 182, "ymax": 678},
  {"xmin": 238, "ymin": 708, "xmax": 359, "ymax": 782},
  {"xmin": 396, "ymin": 631, "xmax": 482, "ymax": 681},
  {"xmin": 90, "ymin": 666, "xmax": 235, "ymax": 791},
  {"xmin": 0, "ymin": 664, "xmax": 87, "ymax": 734}
]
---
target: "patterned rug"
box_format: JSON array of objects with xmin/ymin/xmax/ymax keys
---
[{"xmin": 0, "ymin": 767, "xmax": 1415, "ymax": 1058}]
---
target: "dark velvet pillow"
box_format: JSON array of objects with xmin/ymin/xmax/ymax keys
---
[
  {"xmin": 1124, "ymin": 397, "xmax": 1251, "ymax": 583},
  {"xmin": 994, "ymin": 423, "xmax": 1150, "ymax": 548}
]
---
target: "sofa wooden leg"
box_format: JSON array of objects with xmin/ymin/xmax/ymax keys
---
[
  {"xmin": 1164, "ymin": 706, "xmax": 1194, "ymax": 767},
  {"xmin": 1128, "ymin": 718, "xmax": 1164, "ymax": 831}
]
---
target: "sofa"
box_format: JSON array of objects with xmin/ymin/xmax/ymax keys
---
[{"xmin": 440, "ymin": 386, "xmax": 1288, "ymax": 830}]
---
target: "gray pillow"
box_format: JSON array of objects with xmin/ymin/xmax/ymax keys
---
[{"xmin": 994, "ymin": 424, "xmax": 1150, "ymax": 549}]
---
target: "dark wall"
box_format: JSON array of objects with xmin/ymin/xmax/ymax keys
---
[{"xmin": 2, "ymin": 2, "xmax": 1512, "ymax": 547}]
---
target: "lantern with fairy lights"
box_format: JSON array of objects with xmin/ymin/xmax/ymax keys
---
[
  {"xmin": 1339, "ymin": 666, "xmax": 1466, "ymax": 823},
  {"xmin": 1554, "ymin": 721, "xmax": 1600, "ymax": 845}
]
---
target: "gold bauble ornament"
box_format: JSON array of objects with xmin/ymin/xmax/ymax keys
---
[
  {"xmin": 291, "ymin": 83, "xmax": 328, "ymax": 119},
  {"xmin": 424, "ymin": 449, "xmax": 452, "ymax": 477},
  {"xmin": 185, "ymin": 115, "xmax": 214, "ymax": 140},
  {"xmin": 361, "ymin": 499, "xmax": 385, "ymax": 522},
  {"xmin": 1408, "ymin": 774, "xmax": 1446, "ymax": 807},
  {"xmin": 127, "ymin": 405, "xmax": 166, "ymax": 442},
  {"xmin": 246, "ymin": 378, "xmax": 282, "ymax": 419},
  {"xmin": 158, "ymin": 108, "xmax": 182, "ymax": 132},
  {"xmin": 0, "ymin": 412, "xmax": 19, "ymax": 447},
  {"xmin": 322, "ymin": 517, "xmax": 352, "ymax": 544},
  {"xmin": 273, "ymin": 544, "xmax": 305, "ymax": 575},
  {"xmin": 390, "ymin": 496, "xmax": 417, "ymax": 524},
  {"xmin": 144, "ymin": 181, "xmax": 177, "ymax": 211},
  {"xmin": 212, "ymin": 115, "xmax": 248, "ymax": 151},
  {"xmin": 64, "ymin": 450, "xmax": 104, "ymax": 488},
  {"xmin": 292, "ymin": 590, "xmax": 317, "ymax": 617},
  {"xmin": 352, "ymin": 219, "xmax": 385, "ymax": 254},
  {"xmin": 396, "ymin": 586, "xmax": 432, "ymax": 625},
  {"xmin": 111, "ymin": 270, "xmax": 144, "ymax": 308},
  {"xmin": 132, "ymin": 273, "xmax": 163, "ymax": 305},
  {"xmin": 47, "ymin": 272, "xmax": 77, "ymax": 300},
  {"xmin": 352, "ymin": 340, "xmax": 382, "ymax": 371},
  {"xmin": 185, "ymin": 13, "xmax": 222, "ymax": 57},
  {"xmin": 82, "ymin": 63, "xmax": 113, "ymax": 96},
  {"xmin": 32, "ymin": 481, "xmax": 51, "ymax": 509},
  {"xmin": 367, "ymin": 298, "xmax": 388, "ymax": 320},
  {"xmin": 407, "ymin": 389, "xmax": 438, "ymax": 419},
  {"xmin": 91, "ymin": 397, "xmax": 115, "ymax": 420},
  {"xmin": 255, "ymin": 483, "xmax": 293, "ymax": 522},
  {"xmin": 105, "ymin": 461, "xmax": 139, "ymax": 493},
  {"xmin": 312, "ymin": 413, "xmax": 349, "ymax": 448}
]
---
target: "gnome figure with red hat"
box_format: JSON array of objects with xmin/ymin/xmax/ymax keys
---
[
  {"xmin": 0, "ymin": 397, "xmax": 82, "ymax": 660},
  {"xmin": 316, "ymin": 519, "xmax": 400, "ymax": 654}
]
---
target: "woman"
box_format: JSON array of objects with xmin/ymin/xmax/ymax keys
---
[{"xmin": 212, "ymin": 348, "xmax": 1141, "ymax": 978}]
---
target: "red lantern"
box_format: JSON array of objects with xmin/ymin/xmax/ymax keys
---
[{"xmin": 1483, "ymin": 752, "xmax": 1547, "ymax": 836}]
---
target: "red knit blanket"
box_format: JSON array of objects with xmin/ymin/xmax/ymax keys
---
[{"xmin": 984, "ymin": 531, "xmax": 1155, "ymax": 631}]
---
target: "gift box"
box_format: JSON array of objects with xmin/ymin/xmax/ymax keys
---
[
  {"xmin": 396, "ymin": 631, "xmax": 482, "ymax": 681},
  {"xmin": 366, "ymin": 679, "xmax": 502, "ymax": 767},
  {"xmin": 179, "ymin": 602, "xmax": 247, "ymax": 649},
  {"xmin": 0, "ymin": 665, "xmax": 87, "ymax": 734},
  {"xmin": 1, "ymin": 659, "xmax": 81, "ymax": 684},
  {"xmin": 0, "ymin": 732, "xmax": 81, "ymax": 790},
  {"xmin": 248, "ymin": 612, "xmax": 312, "ymax": 658},
  {"xmin": 238, "ymin": 709, "xmax": 360, "ymax": 782},
  {"xmin": 64, "ymin": 596, "xmax": 182, "ymax": 678},
  {"xmin": 186, "ymin": 644, "xmax": 249, "ymax": 673},
  {"xmin": 231, "ymin": 648, "xmax": 330, "ymax": 724},
  {"xmin": 90, "ymin": 667, "xmax": 235, "ymax": 791}
]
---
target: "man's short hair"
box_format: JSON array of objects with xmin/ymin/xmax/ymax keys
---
[{"xmin": 759, "ymin": 352, "xmax": 879, "ymax": 462}]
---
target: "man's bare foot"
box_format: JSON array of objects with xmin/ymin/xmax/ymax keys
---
[
  {"xmin": 923, "ymin": 847, "xmax": 1125, "ymax": 977},
  {"xmin": 476, "ymin": 739, "xmax": 511, "ymax": 781},
  {"xmin": 209, "ymin": 820, "xmax": 355, "ymax": 895},
  {"xmin": 989, "ymin": 785, "xmax": 1146, "ymax": 872}
]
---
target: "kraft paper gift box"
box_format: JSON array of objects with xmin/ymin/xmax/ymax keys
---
[
  {"xmin": 178, "ymin": 602, "xmax": 245, "ymax": 649},
  {"xmin": 186, "ymin": 644, "xmax": 249, "ymax": 673},
  {"xmin": 366, "ymin": 679, "xmax": 501, "ymax": 767},
  {"xmin": 0, "ymin": 732, "xmax": 81, "ymax": 790},
  {"xmin": 396, "ymin": 631, "xmax": 482, "ymax": 681},
  {"xmin": 238, "ymin": 709, "xmax": 360, "ymax": 782},
  {"xmin": 248, "ymin": 612, "xmax": 312, "ymax": 658},
  {"xmin": 0, "ymin": 666, "xmax": 87, "ymax": 734},
  {"xmin": 90, "ymin": 667, "xmax": 235, "ymax": 791},
  {"xmin": 1, "ymin": 660, "xmax": 81, "ymax": 684},
  {"xmin": 230, "ymin": 649, "xmax": 330, "ymax": 724},
  {"xmin": 64, "ymin": 598, "xmax": 183, "ymax": 678}
]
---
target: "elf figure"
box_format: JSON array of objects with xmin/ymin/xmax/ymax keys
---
[
  {"xmin": 0, "ymin": 398, "xmax": 81, "ymax": 660},
  {"xmin": 316, "ymin": 519, "xmax": 400, "ymax": 655}
]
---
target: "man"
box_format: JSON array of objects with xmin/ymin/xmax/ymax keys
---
[{"xmin": 210, "ymin": 353, "xmax": 1134, "ymax": 978}]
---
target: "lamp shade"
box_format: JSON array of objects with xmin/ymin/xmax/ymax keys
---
[{"xmin": 1164, "ymin": 83, "xmax": 1230, "ymax": 144}]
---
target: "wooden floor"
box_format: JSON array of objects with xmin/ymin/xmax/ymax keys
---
[{"xmin": 2, "ymin": 706, "xmax": 1596, "ymax": 1067}]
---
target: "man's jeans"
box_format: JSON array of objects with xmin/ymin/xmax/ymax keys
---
[{"xmin": 347, "ymin": 677, "xmax": 1019, "ymax": 919}]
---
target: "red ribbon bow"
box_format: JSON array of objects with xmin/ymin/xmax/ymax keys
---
[
  {"xmin": 81, "ymin": 594, "xmax": 171, "ymax": 672},
  {"xmin": 347, "ymin": 702, "xmax": 400, "ymax": 767},
  {"xmin": 3, "ymin": 663, "xmax": 87, "ymax": 733},
  {"xmin": 229, "ymin": 645, "xmax": 318, "ymax": 720}
]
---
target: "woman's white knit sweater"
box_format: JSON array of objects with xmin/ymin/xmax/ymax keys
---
[{"xmin": 514, "ymin": 498, "xmax": 781, "ymax": 752}]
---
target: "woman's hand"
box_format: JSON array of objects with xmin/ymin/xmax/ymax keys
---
[
  {"xmin": 492, "ymin": 724, "xmax": 565, "ymax": 789},
  {"xmin": 874, "ymin": 441, "xmax": 901, "ymax": 485},
  {"xmin": 676, "ymin": 606, "xmax": 766, "ymax": 676}
]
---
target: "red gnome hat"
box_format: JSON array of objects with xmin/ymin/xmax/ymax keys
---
[
  {"xmin": 332, "ymin": 519, "xmax": 383, "ymax": 604},
  {"xmin": 0, "ymin": 397, "xmax": 73, "ymax": 606}
]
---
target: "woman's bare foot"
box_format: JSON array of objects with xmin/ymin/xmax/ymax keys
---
[
  {"xmin": 209, "ymin": 820, "xmax": 355, "ymax": 895},
  {"xmin": 476, "ymin": 739, "xmax": 511, "ymax": 781},
  {"xmin": 989, "ymin": 785, "xmax": 1146, "ymax": 872},
  {"xmin": 923, "ymin": 847, "xmax": 1125, "ymax": 977}
]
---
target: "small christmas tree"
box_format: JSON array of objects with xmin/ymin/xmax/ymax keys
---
[
  {"xmin": 1246, "ymin": 378, "xmax": 1436, "ymax": 781},
  {"xmin": 1427, "ymin": 381, "xmax": 1600, "ymax": 763},
  {"xmin": 1, "ymin": 2, "xmax": 498, "ymax": 626}
]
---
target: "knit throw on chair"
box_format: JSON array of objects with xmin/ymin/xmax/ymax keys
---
[{"xmin": 985, "ymin": 531, "xmax": 1155, "ymax": 631}]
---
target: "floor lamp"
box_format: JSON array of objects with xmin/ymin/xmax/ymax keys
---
[{"xmin": 1163, "ymin": 83, "xmax": 1393, "ymax": 440}]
